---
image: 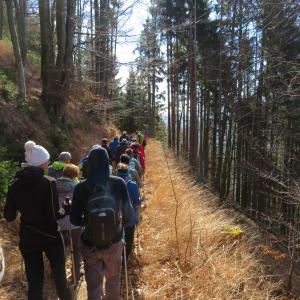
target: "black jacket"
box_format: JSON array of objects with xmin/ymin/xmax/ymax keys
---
[
  {"xmin": 70, "ymin": 175, "xmax": 133, "ymax": 245},
  {"xmin": 114, "ymin": 143, "xmax": 128, "ymax": 163},
  {"xmin": 4, "ymin": 166, "xmax": 62, "ymax": 251}
]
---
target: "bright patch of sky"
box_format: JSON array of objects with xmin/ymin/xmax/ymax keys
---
[{"xmin": 116, "ymin": 0, "xmax": 150, "ymax": 84}]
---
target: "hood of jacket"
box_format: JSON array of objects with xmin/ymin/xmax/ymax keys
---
[
  {"xmin": 86, "ymin": 147, "xmax": 110, "ymax": 189},
  {"xmin": 56, "ymin": 177, "xmax": 75, "ymax": 194},
  {"xmin": 16, "ymin": 166, "xmax": 44, "ymax": 185}
]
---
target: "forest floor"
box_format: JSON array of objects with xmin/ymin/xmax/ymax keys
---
[{"xmin": 1, "ymin": 140, "xmax": 300, "ymax": 299}]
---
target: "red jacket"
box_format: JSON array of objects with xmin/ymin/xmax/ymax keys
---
[
  {"xmin": 131, "ymin": 143, "xmax": 145, "ymax": 159},
  {"xmin": 132, "ymin": 148, "xmax": 145, "ymax": 170}
]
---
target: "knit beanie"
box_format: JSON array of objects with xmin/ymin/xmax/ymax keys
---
[
  {"xmin": 58, "ymin": 151, "xmax": 72, "ymax": 162},
  {"xmin": 24, "ymin": 141, "xmax": 50, "ymax": 166}
]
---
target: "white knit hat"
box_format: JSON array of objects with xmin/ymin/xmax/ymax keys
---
[{"xmin": 24, "ymin": 141, "xmax": 50, "ymax": 166}]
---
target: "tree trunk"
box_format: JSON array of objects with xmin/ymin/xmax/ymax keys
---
[
  {"xmin": 56, "ymin": 0, "xmax": 65, "ymax": 66},
  {"xmin": 38, "ymin": 0, "xmax": 54, "ymax": 107},
  {"xmin": 94, "ymin": 0, "xmax": 100, "ymax": 95},
  {"xmin": 167, "ymin": 34, "xmax": 171, "ymax": 148},
  {"xmin": 13, "ymin": 0, "xmax": 27, "ymax": 64},
  {"xmin": 6, "ymin": 0, "xmax": 26, "ymax": 100},
  {"xmin": 57, "ymin": 0, "xmax": 75, "ymax": 119},
  {"xmin": 0, "ymin": 0, "xmax": 3, "ymax": 40},
  {"xmin": 188, "ymin": 10, "xmax": 198, "ymax": 170}
]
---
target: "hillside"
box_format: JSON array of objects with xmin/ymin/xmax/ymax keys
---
[{"xmin": 0, "ymin": 40, "xmax": 116, "ymax": 163}]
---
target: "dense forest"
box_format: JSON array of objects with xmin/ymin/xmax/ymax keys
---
[
  {"xmin": 150, "ymin": 0, "xmax": 300, "ymax": 239},
  {"xmin": 0, "ymin": 0, "xmax": 300, "ymax": 236}
]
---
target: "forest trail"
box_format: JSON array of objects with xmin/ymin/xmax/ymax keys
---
[{"xmin": 0, "ymin": 139, "xmax": 296, "ymax": 299}]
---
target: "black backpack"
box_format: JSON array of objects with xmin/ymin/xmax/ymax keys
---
[{"xmin": 85, "ymin": 184, "xmax": 121, "ymax": 248}]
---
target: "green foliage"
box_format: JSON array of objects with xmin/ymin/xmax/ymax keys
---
[
  {"xmin": 28, "ymin": 50, "xmax": 41, "ymax": 68},
  {"xmin": 0, "ymin": 147, "xmax": 19, "ymax": 207},
  {"xmin": 156, "ymin": 120, "xmax": 167, "ymax": 147},
  {"xmin": 0, "ymin": 70, "xmax": 17, "ymax": 101},
  {"xmin": 2, "ymin": 36, "xmax": 12, "ymax": 47}
]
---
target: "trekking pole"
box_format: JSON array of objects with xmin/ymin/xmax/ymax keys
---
[
  {"xmin": 136, "ymin": 225, "xmax": 140, "ymax": 258},
  {"xmin": 65, "ymin": 197, "xmax": 77, "ymax": 300},
  {"xmin": 123, "ymin": 228, "xmax": 129, "ymax": 300}
]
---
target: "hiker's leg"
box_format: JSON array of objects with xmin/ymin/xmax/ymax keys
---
[
  {"xmin": 125, "ymin": 226, "xmax": 135, "ymax": 258},
  {"xmin": 102, "ymin": 241, "xmax": 123, "ymax": 300},
  {"xmin": 71, "ymin": 227, "xmax": 82, "ymax": 281},
  {"xmin": 81, "ymin": 244, "xmax": 104, "ymax": 300},
  {"xmin": 22, "ymin": 250, "xmax": 44, "ymax": 300},
  {"xmin": 45, "ymin": 238, "xmax": 71, "ymax": 300}
]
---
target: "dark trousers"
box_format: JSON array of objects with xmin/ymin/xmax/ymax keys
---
[
  {"xmin": 21, "ymin": 237, "xmax": 71, "ymax": 300},
  {"xmin": 125, "ymin": 226, "xmax": 135, "ymax": 258}
]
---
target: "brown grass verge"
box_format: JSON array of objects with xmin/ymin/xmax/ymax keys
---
[{"xmin": 137, "ymin": 139, "xmax": 282, "ymax": 299}]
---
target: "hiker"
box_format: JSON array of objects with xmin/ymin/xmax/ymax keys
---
[
  {"xmin": 119, "ymin": 131, "xmax": 130, "ymax": 142},
  {"xmin": 142, "ymin": 131, "xmax": 148, "ymax": 148},
  {"xmin": 131, "ymin": 143, "xmax": 145, "ymax": 170},
  {"xmin": 4, "ymin": 141, "xmax": 71, "ymax": 300},
  {"xmin": 125, "ymin": 148, "xmax": 143, "ymax": 179},
  {"xmin": 136, "ymin": 131, "xmax": 144, "ymax": 147},
  {"xmin": 56, "ymin": 164, "xmax": 82, "ymax": 284},
  {"xmin": 116, "ymin": 163, "xmax": 141, "ymax": 258},
  {"xmin": 70, "ymin": 147, "xmax": 133, "ymax": 300},
  {"xmin": 48, "ymin": 151, "xmax": 72, "ymax": 179},
  {"xmin": 79, "ymin": 155, "xmax": 88, "ymax": 179},
  {"xmin": 114, "ymin": 138, "xmax": 129, "ymax": 165},
  {"xmin": 120, "ymin": 154, "xmax": 143, "ymax": 189},
  {"xmin": 108, "ymin": 137, "xmax": 120, "ymax": 156},
  {"xmin": 79, "ymin": 145, "xmax": 102, "ymax": 179},
  {"xmin": 101, "ymin": 138, "xmax": 114, "ymax": 165},
  {"xmin": 131, "ymin": 138, "xmax": 145, "ymax": 159}
]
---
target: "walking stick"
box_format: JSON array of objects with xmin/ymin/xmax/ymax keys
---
[
  {"xmin": 123, "ymin": 228, "xmax": 129, "ymax": 300},
  {"xmin": 65, "ymin": 197, "xmax": 77, "ymax": 300}
]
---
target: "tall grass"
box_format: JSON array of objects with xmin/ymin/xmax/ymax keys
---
[{"xmin": 138, "ymin": 140, "xmax": 280, "ymax": 299}]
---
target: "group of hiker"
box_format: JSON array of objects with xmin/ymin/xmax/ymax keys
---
[{"xmin": 3, "ymin": 130, "xmax": 147, "ymax": 300}]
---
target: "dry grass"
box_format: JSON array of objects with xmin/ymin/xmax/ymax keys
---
[{"xmin": 138, "ymin": 140, "xmax": 281, "ymax": 299}]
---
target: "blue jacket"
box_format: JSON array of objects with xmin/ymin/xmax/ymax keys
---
[
  {"xmin": 126, "ymin": 180, "xmax": 141, "ymax": 227},
  {"xmin": 109, "ymin": 139, "xmax": 120, "ymax": 156}
]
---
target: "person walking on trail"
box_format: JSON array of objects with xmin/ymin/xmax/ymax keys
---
[
  {"xmin": 56, "ymin": 164, "xmax": 82, "ymax": 284},
  {"xmin": 125, "ymin": 149, "xmax": 143, "ymax": 179},
  {"xmin": 70, "ymin": 147, "xmax": 133, "ymax": 300},
  {"xmin": 119, "ymin": 131, "xmax": 130, "ymax": 142},
  {"xmin": 135, "ymin": 131, "xmax": 144, "ymax": 147},
  {"xmin": 4, "ymin": 141, "xmax": 71, "ymax": 300},
  {"xmin": 101, "ymin": 138, "xmax": 114, "ymax": 166},
  {"xmin": 131, "ymin": 138, "xmax": 145, "ymax": 159},
  {"xmin": 120, "ymin": 154, "xmax": 143, "ymax": 189},
  {"xmin": 131, "ymin": 143, "xmax": 145, "ymax": 170},
  {"xmin": 116, "ymin": 163, "xmax": 141, "ymax": 259},
  {"xmin": 48, "ymin": 152, "xmax": 72, "ymax": 179},
  {"xmin": 114, "ymin": 138, "xmax": 129, "ymax": 165},
  {"xmin": 108, "ymin": 137, "xmax": 120, "ymax": 156}
]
